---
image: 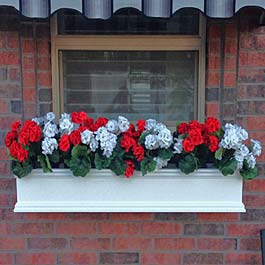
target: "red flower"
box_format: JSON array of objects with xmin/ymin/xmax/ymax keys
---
[
  {"xmin": 69, "ymin": 131, "xmax": 81, "ymax": 145},
  {"xmin": 189, "ymin": 129, "xmax": 204, "ymax": 146},
  {"xmin": 71, "ymin": 111, "xmax": 89, "ymax": 124},
  {"xmin": 95, "ymin": 117, "xmax": 108, "ymax": 128},
  {"xmin": 205, "ymin": 117, "xmax": 221, "ymax": 133},
  {"xmin": 5, "ymin": 131, "xmax": 17, "ymax": 147},
  {"xmin": 182, "ymin": 138, "xmax": 195, "ymax": 153},
  {"xmin": 137, "ymin": 120, "xmax": 146, "ymax": 133},
  {"xmin": 209, "ymin": 135, "xmax": 219, "ymax": 152},
  {"xmin": 9, "ymin": 141, "xmax": 28, "ymax": 162},
  {"xmin": 18, "ymin": 120, "xmax": 42, "ymax": 146},
  {"xmin": 125, "ymin": 160, "xmax": 135, "ymax": 178},
  {"xmin": 120, "ymin": 135, "xmax": 137, "ymax": 153},
  {"xmin": 188, "ymin": 120, "xmax": 202, "ymax": 131},
  {"xmin": 77, "ymin": 126, "xmax": 88, "ymax": 133},
  {"xmin": 133, "ymin": 145, "xmax": 145, "ymax": 162},
  {"xmin": 83, "ymin": 117, "xmax": 94, "ymax": 128},
  {"xmin": 177, "ymin": 122, "xmax": 188, "ymax": 134},
  {"xmin": 11, "ymin": 121, "xmax": 21, "ymax": 132},
  {"xmin": 124, "ymin": 124, "xmax": 136, "ymax": 137},
  {"xmin": 59, "ymin": 135, "xmax": 71, "ymax": 152}
]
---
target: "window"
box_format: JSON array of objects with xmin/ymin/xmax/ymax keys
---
[{"xmin": 51, "ymin": 10, "xmax": 205, "ymax": 125}]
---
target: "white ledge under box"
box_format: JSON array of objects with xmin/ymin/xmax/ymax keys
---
[{"xmin": 14, "ymin": 169, "xmax": 245, "ymax": 213}]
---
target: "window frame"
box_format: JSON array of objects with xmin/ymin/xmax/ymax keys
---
[{"xmin": 51, "ymin": 14, "xmax": 206, "ymax": 122}]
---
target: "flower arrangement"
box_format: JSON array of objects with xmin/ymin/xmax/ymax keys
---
[{"xmin": 5, "ymin": 112, "xmax": 262, "ymax": 180}]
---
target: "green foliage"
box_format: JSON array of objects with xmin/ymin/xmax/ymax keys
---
[
  {"xmin": 12, "ymin": 161, "xmax": 32, "ymax": 178},
  {"xmin": 140, "ymin": 158, "xmax": 157, "ymax": 176},
  {"xmin": 69, "ymin": 145, "xmax": 91, "ymax": 177},
  {"xmin": 240, "ymin": 161, "xmax": 258, "ymax": 180},
  {"xmin": 218, "ymin": 157, "xmax": 237, "ymax": 176},
  {"xmin": 215, "ymin": 147, "xmax": 224, "ymax": 160},
  {"xmin": 158, "ymin": 149, "xmax": 174, "ymax": 160},
  {"xmin": 94, "ymin": 153, "xmax": 112, "ymax": 170},
  {"xmin": 179, "ymin": 154, "xmax": 199, "ymax": 174},
  {"xmin": 110, "ymin": 158, "xmax": 126, "ymax": 176},
  {"xmin": 49, "ymin": 150, "xmax": 60, "ymax": 164},
  {"xmin": 37, "ymin": 155, "xmax": 52, "ymax": 173}
]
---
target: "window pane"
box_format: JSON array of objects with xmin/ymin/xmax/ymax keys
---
[
  {"xmin": 58, "ymin": 9, "xmax": 199, "ymax": 35},
  {"xmin": 62, "ymin": 51, "xmax": 198, "ymax": 122}
]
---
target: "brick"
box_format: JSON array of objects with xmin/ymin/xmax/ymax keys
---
[
  {"xmin": 28, "ymin": 238, "xmax": 68, "ymax": 250},
  {"xmin": 227, "ymin": 224, "xmax": 265, "ymax": 236},
  {"xmin": 206, "ymin": 102, "xmax": 219, "ymax": 117},
  {"xmin": 39, "ymin": 103, "xmax": 52, "ymax": 115},
  {"xmin": 37, "ymin": 40, "xmax": 50, "ymax": 56},
  {"xmin": 183, "ymin": 253, "xmax": 223, "ymax": 265},
  {"xmin": 15, "ymin": 253, "xmax": 56, "ymax": 265},
  {"xmin": 225, "ymin": 253, "xmax": 262, "ymax": 265},
  {"xmin": 155, "ymin": 238, "xmax": 195, "ymax": 250},
  {"xmin": 64, "ymin": 213, "xmax": 110, "ymax": 221},
  {"xmin": 37, "ymin": 56, "xmax": 51, "ymax": 71},
  {"xmin": 239, "ymin": 69, "xmax": 265, "ymax": 83},
  {"xmin": 197, "ymin": 213, "xmax": 239, "ymax": 222},
  {"xmin": 198, "ymin": 238, "xmax": 236, "ymax": 251},
  {"xmin": 184, "ymin": 224, "xmax": 224, "ymax": 235},
  {"xmin": 206, "ymin": 87, "xmax": 219, "ymax": 101},
  {"xmin": 39, "ymin": 88, "xmax": 52, "ymax": 102},
  {"xmin": 208, "ymin": 56, "xmax": 221, "ymax": 70},
  {"xmin": 154, "ymin": 213, "xmax": 196, "ymax": 221},
  {"xmin": 142, "ymin": 253, "xmax": 181, "ymax": 265},
  {"xmin": 224, "ymin": 56, "xmax": 237, "ymax": 70},
  {"xmin": 208, "ymin": 24, "xmax": 222, "ymax": 39},
  {"xmin": 0, "ymin": 117, "xmax": 19, "ymax": 130},
  {"xmin": 100, "ymin": 252, "xmax": 139, "ymax": 264},
  {"xmin": 224, "ymin": 72, "xmax": 237, "ymax": 87},
  {"xmin": 0, "ymin": 161, "xmax": 11, "ymax": 176},
  {"xmin": 24, "ymin": 213, "xmax": 68, "ymax": 220},
  {"xmin": 113, "ymin": 237, "xmax": 152, "ymax": 250},
  {"xmin": 207, "ymin": 72, "xmax": 220, "ymax": 87},
  {"xmin": 56, "ymin": 222, "xmax": 96, "ymax": 235},
  {"xmin": 208, "ymin": 40, "xmax": 221, "ymax": 54},
  {"xmin": 240, "ymin": 238, "xmax": 261, "ymax": 251},
  {"xmin": 20, "ymin": 24, "xmax": 33, "ymax": 38},
  {"xmin": 225, "ymin": 39, "xmax": 237, "ymax": 55},
  {"xmin": 9, "ymin": 68, "xmax": 20, "ymax": 81},
  {"xmin": 225, "ymin": 23, "xmax": 237, "ymax": 38},
  {"xmin": 244, "ymin": 194, "xmax": 265, "ymax": 207},
  {"xmin": 241, "ymin": 209, "xmax": 265, "ymax": 222},
  {"xmin": 23, "ymin": 72, "xmax": 35, "ymax": 87},
  {"xmin": 37, "ymin": 72, "xmax": 52, "ymax": 87},
  {"xmin": 57, "ymin": 252, "xmax": 97, "ymax": 265},
  {"xmin": 0, "ymin": 67, "xmax": 7, "ymax": 80},
  {"xmin": 142, "ymin": 222, "xmax": 181, "ymax": 235},
  {"xmin": 110, "ymin": 213, "xmax": 152, "ymax": 221},
  {"xmin": 22, "ymin": 56, "xmax": 35, "ymax": 70},
  {"xmin": 98, "ymin": 222, "xmax": 139, "ymax": 235},
  {"xmin": 36, "ymin": 24, "xmax": 50, "ymax": 39},
  {"xmin": 11, "ymin": 100, "xmax": 22, "ymax": 114},
  {"xmin": 239, "ymin": 51, "xmax": 248, "ymax": 66},
  {"xmin": 0, "ymin": 52, "xmax": 19, "ymax": 65},
  {"xmin": 255, "ymin": 35, "xmax": 265, "ymax": 49},
  {"xmin": 71, "ymin": 238, "xmax": 110, "ymax": 250},
  {"xmin": 0, "ymin": 193, "xmax": 12, "ymax": 206},
  {"xmin": 248, "ymin": 52, "xmax": 265, "ymax": 67},
  {"xmin": 246, "ymin": 85, "xmax": 265, "ymax": 99},
  {"xmin": 24, "ymin": 103, "xmax": 37, "ymax": 118},
  {"xmin": 0, "ymin": 32, "xmax": 6, "ymax": 48},
  {"xmin": 240, "ymin": 33, "xmax": 255, "ymax": 49},
  {"xmin": 244, "ymin": 179, "xmax": 265, "ymax": 192},
  {"xmin": 0, "ymin": 99, "xmax": 9, "ymax": 113},
  {"xmin": 0, "ymin": 238, "xmax": 25, "ymax": 250},
  {"xmin": 0, "ymin": 223, "xmax": 11, "ymax": 235},
  {"xmin": 11, "ymin": 223, "xmax": 54, "ymax": 235},
  {"xmin": 223, "ymin": 88, "xmax": 236, "ymax": 102},
  {"xmin": 0, "ymin": 178, "xmax": 16, "ymax": 192},
  {"xmin": 247, "ymin": 117, "xmax": 265, "ymax": 130},
  {"xmin": 6, "ymin": 33, "xmax": 19, "ymax": 49},
  {"xmin": 0, "ymin": 253, "xmax": 13, "ymax": 265},
  {"xmin": 22, "ymin": 39, "xmax": 35, "ymax": 53}
]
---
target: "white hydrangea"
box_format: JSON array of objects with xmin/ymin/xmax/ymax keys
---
[
  {"xmin": 106, "ymin": 120, "xmax": 119, "ymax": 134},
  {"xmin": 145, "ymin": 134, "xmax": 159, "ymax": 150},
  {"xmin": 173, "ymin": 137, "xmax": 183, "ymax": 154},
  {"xmin": 157, "ymin": 128, "xmax": 173, "ymax": 149},
  {"xmin": 154, "ymin": 123, "xmax": 167, "ymax": 133},
  {"xmin": 42, "ymin": 137, "xmax": 58, "ymax": 155},
  {"xmin": 43, "ymin": 122, "xmax": 58, "ymax": 138},
  {"xmin": 246, "ymin": 153, "xmax": 256, "ymax": 169},
  {"xmin": 234, "ymin": 145, "xmax": 249, "ymax": 169},
  {"xmin": 95, "ymin": 127, "xmax": 117, "ymax": 157},
  {"xmin": 90, "ymin": 137, "xmax": 98, "ymax": 152},
  {"xmin": 32, "ymin": 117, "xmax": 45, "ymax": 126},
  {"xmin": 81, "ymin": 129, "xmax": 93, "ymax": 145},
  {"xmin": 45, "ymin": 112, "xmax": 56, "ymax": 122},
  {"xmin": 154, "ymin": 157, "xmax": 170, "ymax": 169},
  {"xmin": 118, "ymin": 116, "xmax": 130, "ymax": 132},
  {"xmin": 59, "ymin": 113, "xmax": 74, "ymax": 135},
  {"xmin": 145, "ymin": 119, "xmax": 157, "ymax": 131},
  {"xmin": 251, "ymin": 139, "xmax": 262, "ymax": 157}
]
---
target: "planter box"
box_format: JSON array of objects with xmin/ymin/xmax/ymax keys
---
[{"xmin": 14, "ymin": 169, "xmax": 245, "ymax": 212}]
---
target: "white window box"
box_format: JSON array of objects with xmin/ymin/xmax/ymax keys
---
[{"xmin": 14, "ymin": 169, "xmax": 245, "ymax": 213}]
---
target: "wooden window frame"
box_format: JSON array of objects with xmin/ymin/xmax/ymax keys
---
[{"xmin": 51, "ymin": 14, "xmax": 206, "ymax": 122}]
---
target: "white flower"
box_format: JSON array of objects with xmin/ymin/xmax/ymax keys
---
[
  {"xmin": 43, "ymin": 122, "xmax": 58, "ymax": 138},
  {"xmin": 60, "ymin": 113, "xmax": 71, "ymax": 120},
  {"xmin": 145, "ymin": 134, "xmax": 159, "ymax": 150},
  {"xmin": 154, "ymin": 157, "xmax": 170, "ymax": 169},
  {"xmin": 90, "ymin": 137, "xmax": 98, "ymax": 152},
  {"xmin": 45, "ymin": 112, "xmax": 56, "ymax": 122},
  {"xmin": 173, "ymin": 138, "xmax": 183, "ymax": 154},
  {"xmin": 118, "ymin": 116, "xmax": 130, "ymax": 132},
  {"xmin": 247, "ymin": 153, "xmax": 256, "ymax": 169},
  {"xmin": 32, "ymin": 117, "xmax": 45, "ymax": 126},
  {"xmin": 157, "ymin": 128, "xmax": 173, "ymax": 149},
  {"xmin": 42, "ymin": 137, "xmax": 58, "ymax": 155},
  {"xmin": 154, "ymin": 123, "xmax": 166, "ymax": 133},
  {"xmin": 81, "ymin": 130, "xmax": 93, "ymax": 145},
  {"xmin": 59, "ymin": 116, "xmax": 74, "ymax": 135},
  {"xmin": 145, "ymin": 119, "xmax": 157, "ymax": 131},
  {"xmin": 251, "ymin": 139, "xmax": 262, "ymax": 157},
  {"xmin": 106, "ymin": 120, "xmax": 119, "ymax": 134}
]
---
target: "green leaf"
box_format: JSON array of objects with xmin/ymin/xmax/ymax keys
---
[
  {"xmin": 12, "ymin": 161, "xmax": 32, "ymax": 178},
  {"xmin": 94, "ymin": 153, "xmax": 112, "ymax": 170},
  {"xmin": 240, "ymin": 161, "xmax": 258, "ymax": 180},
  {"xmin": 158, "ymin": 149, "xmax": 174, "ymax": 160},
  {"xmin": 37, "ymin": 155, "xmax": 52, "ymax": 173},
  {"xmin": 110, "ymin": 158, "xmax": 126, "ymax": 176},
  {"xmin": 179, "ymin": 154, "xmax": 199, "ymax": 174},
  {"xmin": 49, "ymin": 150, "xmax": 60, "ymax": 164},
  {"xmin": 219, "ymin": 158, "xmax": 237, "ymax": 176},
  {"xmin": 140, "ymin": 158, "xmax": 157, "ymax": 176},
  {"xmin": 215, "ymin": 147, "xmax": 224, "ymax": 160},
  {"xmin": 71, "ymin": 145, "xmax": 88, "ymax": 158},
  {"xmin": 139, "ymin": 132, "xmax": 149, "ymax": 145}
]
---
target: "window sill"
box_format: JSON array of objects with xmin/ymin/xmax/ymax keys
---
[{"xmin": 14, "ymin": 169, "xmax": 245, "ymax": 213}]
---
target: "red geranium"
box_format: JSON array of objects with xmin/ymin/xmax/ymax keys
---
[
  {"xmin": 205, "ymin": 117, "xmax": 221, "ymax": 133},
  {"xmin": 188, "ymin": 120, "xmax": 202, "ymax": 131},
  {"xmin": 189, "ymin": 129, "xmax": 204, "ymax": 146},
  {"xmin": 125, "ymin": 160, "xmax": 135, "ymax": 178},
  {"xmin": 209, "ymin": 135, "xmax": 219, "ymax": 152},
  {"xmin": 69, "ymin": 131, "xmax": 81, "ymax": 145},
  {"xmin": 71, "ymin": 111, "xmax": 88, "ymax": 124},
  {"xmin": 59, "ymin": 135, "xmax": 71, "ymax": 152},
  {"xmin": 11, "ymin": 121, "xmax": 21, "ymax": 132},
  {"xmin": 18, "ymin": 121, "xmax": 42, "ymax": 146},
  {"xmin": 5, "ymin": 131, "xmax": 17, "ymax": 147},
  {"xmin": 120, "ymin": 135, "xmax": 137, "ymax": 153},
  {"xmin": 133, "ymin": 145, "xmax": 145, "ymax": 162},
  {"xmin": 9, "ymin": 141, "xmax": 28, "ymax": 162},
  {"xmin": 137, "ymin": 120, "xmax": 146, "ymax": 133},
  {"xmin": 95, "ymin": 117, "xmax": 108, "ymax": 128},
  {"xmin": 177, "ymin": 122, "xmax": 189, "ymax": 134},
  {"xmin": 182, "ymin": 138, "xmax": 195, "ymax": 153}
]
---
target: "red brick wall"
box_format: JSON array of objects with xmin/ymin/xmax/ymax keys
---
[{"xmin": 0, "ymin": 10, "xmax": 264, "ymax": 265}]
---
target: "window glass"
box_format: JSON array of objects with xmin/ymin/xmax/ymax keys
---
[{"xmin": 62, "ymin": 50, "xmax": 198, "ymax": 122}]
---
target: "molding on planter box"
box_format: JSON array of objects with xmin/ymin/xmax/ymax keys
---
[{"xmin": 14, "ymin": 169, "xmax": 246, "ymax": 213}]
